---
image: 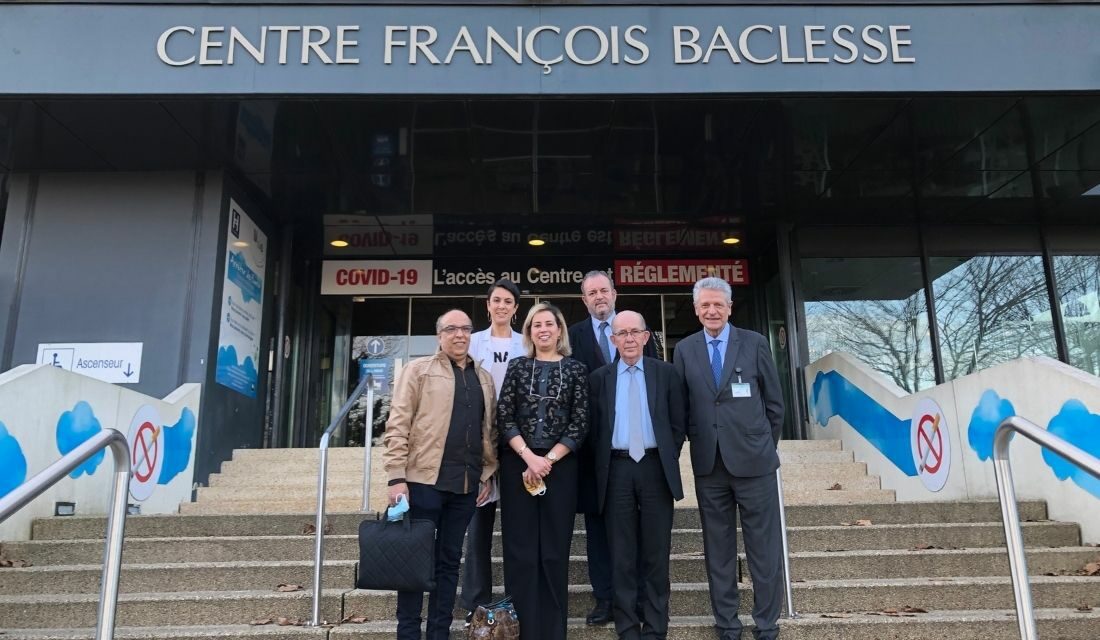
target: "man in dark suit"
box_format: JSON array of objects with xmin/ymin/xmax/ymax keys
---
[
  {"xmin": 589, "ymin": 310, "xmax": 686, "ymax": 640},
  {"xmin": 673, "ymin": 277, "xmax": 785, "ymax": 640},
  {"xmin": 568, "ymin": 270, "xmax": 657, "ymax": 625}
]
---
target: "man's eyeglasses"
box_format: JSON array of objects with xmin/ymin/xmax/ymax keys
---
[
  {"xmin": 611, "ymin": 329, "xmax": 649, "ymax": 340},
  {"xmin": 440, "ymin": 325, "xmax": 474, "ymax": 335}
]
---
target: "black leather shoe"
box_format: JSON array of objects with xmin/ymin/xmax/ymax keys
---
[{"xmin": 586, "ymin": 599, "xmax": 612, "ymax": 625}]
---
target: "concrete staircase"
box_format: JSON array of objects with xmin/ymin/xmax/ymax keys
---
[{"xmin": 2, "ymin": 440, "xmax": 1098, "ymax": 638}]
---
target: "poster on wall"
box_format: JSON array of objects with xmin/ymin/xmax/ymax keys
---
[{"xmin": 215, "ymin": 199, "xmax": 266, "ymax": 398}]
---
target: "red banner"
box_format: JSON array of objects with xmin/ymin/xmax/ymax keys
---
[{"xmin": 615, "ymin": 259, "xmax": 749, "ymax": 287}]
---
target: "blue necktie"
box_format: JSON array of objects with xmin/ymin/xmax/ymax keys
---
[
  {"xmin": 598, "ymin": 321, "xmax": 612, "ymax": 363},
  {"xmin": 710, "ymin": 339, "xmax": 723, "ymax": 388},
  {"xmin": 627, "ymin": 366, "xmax": 645, "ymax": 462}
]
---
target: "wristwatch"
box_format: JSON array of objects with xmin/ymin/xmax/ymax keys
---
[{"xmin": 546, "ymin": 451, "xmax": 559, "ymax": 464}]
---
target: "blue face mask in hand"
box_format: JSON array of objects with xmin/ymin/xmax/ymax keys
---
[{"xmin": 386, "ymin": 493, "xmax": 409, "ymax": 522}]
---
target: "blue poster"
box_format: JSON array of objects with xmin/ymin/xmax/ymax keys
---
[{"xmin": 215, "ymin": 200, "xmax": 266, "ymax": 397}]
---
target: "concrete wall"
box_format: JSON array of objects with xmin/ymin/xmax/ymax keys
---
[
  {"xmin": 0, "ymin": 171, "xmax": 273, "ymax": 485},
  {"xmin": 807, "ymin": 352, "xmax": 1100, "ymax": 542},
  {"xmin": 0, "ymin": 364, "xmax": 200, "ymax": 541}
]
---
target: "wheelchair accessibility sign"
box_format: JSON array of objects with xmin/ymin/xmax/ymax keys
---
[{"xmin": 37, "ymin": 342, "xmax": 143, "ymax": 384}]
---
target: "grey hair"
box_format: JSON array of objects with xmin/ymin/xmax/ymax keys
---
[
  {"xmin": 580, "ymin": 270, "xmax": 615, "ymax": 293},
  {"xmin": 435, "ymin": 308, "xmax": 469, "ymax": 334},
  {"xmin": 692, "ymin": 277, "xmax": 733, "ymax": 305}
]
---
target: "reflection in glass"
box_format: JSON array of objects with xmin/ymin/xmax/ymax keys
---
[
  {"xmin": 1054, "ymin": 255, "xmax": 1100, "ymax": 376},
  {"xmin": 931, "ymin": 256, "xmax": 1056, "ymax": 380},
  {"xmin": 802, "ymin": 258, "xmax": 933, "ymax": 392}
]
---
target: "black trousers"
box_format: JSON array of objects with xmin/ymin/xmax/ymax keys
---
[
  {"xmin": 460, "ymin": 496, "xmax": 497, "ymax": 611},
  {"xmin": 395, "ymin": 483, "xmax": 477, "ymax": 640},
  {"xmin": 696, "ymin": 463, "xmax": 783, "ymax": 640},
  {"xmin": 499, "ymin": 448, "xmax": 578, "ymax": 640},
  {"xmin": 606, "ymin": 453, "xmax": 675, "ymax": 640}
]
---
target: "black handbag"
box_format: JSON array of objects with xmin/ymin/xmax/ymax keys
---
[{"xmin": 356, "ymin": 514, "xmax": 437, "ymax": 592}]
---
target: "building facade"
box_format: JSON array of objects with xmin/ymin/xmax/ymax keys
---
[{"xmin": 1, "ymin": 1, "xmax": 1098, "ymax": 482}]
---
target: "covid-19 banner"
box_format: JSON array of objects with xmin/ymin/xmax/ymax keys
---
[{"xmin": 215, "ymin": 200, "xmax": 267, "ymax": 398}]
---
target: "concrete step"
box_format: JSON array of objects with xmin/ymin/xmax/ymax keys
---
[
  {"xmin": 4, "ymin": 610, "xmax": 1100, "ymax": 640},
  {"xmin": 3, "ymin": 610, "xmax": 1100, "ymax": 640},
  {"xmin": 196, "ymin": 476, "xmax": 884, "ymax": 502},
  {"xmin": 4, "ymin": 547, "xmax": 1097, "ymax": 596},
  {"xmin": 0, "ymin": 560, "xmax": 358, "ymax": 595},
  {"xmin": 206, "ymin": 461, "xmax": 874, "ymax": 488},
  {"xmin": 327, "ymin": 610, "xmax": 1100, "ymax": 640},
  {"xmin": 0, "ymin": 590, "xmax": 344, "ymax": 629},
  {"xmin": 5, "ymin": 522, "xmax": 1080, "ymax": 566},
  {"xmin": 181, "ymin": 488, "xmax": 898, "ymax": 514},
  {"xmin": 778, "ymin": 451, "xmax": 855, "ymax": 464},
  {"xmin": 3, "ymin": 577, "xmax": 1096, "ymax": 629},
  {"xmin": 30, "ymin": 501, "xmax": 1050, "ymax": 540},
  {"xmin": 222, "ymin": 439, "xmax": 844, "ymax": 463},
  {"xmin": 338, "ymin": 576, "xmax": 1100, "ymax": 620},
  {"xmin": 0, "ymin": 626, "xmax": 327, "ymax": 640}
]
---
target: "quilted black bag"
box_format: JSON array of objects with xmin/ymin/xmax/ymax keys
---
[{"xmin": 356, "ymin": 514, "xmax": 437, "ymax": 592}]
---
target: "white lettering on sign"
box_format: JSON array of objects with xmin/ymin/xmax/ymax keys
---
[
  {"xmin": 36, "ymin": 342, "xmax": 144, "ymax": 384},
  {"xmin": 673, "ymin": 23, "xmax": 913, "ymax": 65},
  {"xmin": 615, "ymin": 260, "xmax": 750, "ymax": 286},
  {"xmin": 321, "ymin": 260, "xmax": 433, "ymax": 295},
  {"xmin": 157, "ymin": 23, "xmax": 913, "ymax": 71}
]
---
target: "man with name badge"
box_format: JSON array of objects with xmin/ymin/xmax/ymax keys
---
[
  {"xmin": 673, "ymin": 277, "xmax": 785, "ymax": 640},
  {"xmin": 589, "ymin": 310, "xmax": 686, "ymax": 639}
]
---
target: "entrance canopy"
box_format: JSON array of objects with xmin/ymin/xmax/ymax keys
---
[{"xmin": 1, "ymin": 3, "xmax": 1099, "ymax": 95}]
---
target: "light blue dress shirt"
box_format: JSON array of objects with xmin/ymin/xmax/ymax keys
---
[
  {"xmin": 591, "ymin": 312, "xmax": 617, "ymax": 361},
  {"xmin": 612, "ymin": 357, "xmax": 658, "ymax": 450},
  {"xmin": 707, "ymin": 323, "xmax": 732, "ymax": 366}
]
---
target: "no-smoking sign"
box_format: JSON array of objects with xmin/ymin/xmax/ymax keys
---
[
  {"xmin": 910, "ymin": 397, "xmax": 952, "ymax": 492},
  {"xmin": 127, "ymin": 405, "xmax": 164, "ymax": 502}
]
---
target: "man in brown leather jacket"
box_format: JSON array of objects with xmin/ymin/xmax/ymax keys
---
[{"xmin": 383, "ymin": 308, "xmax": 497, "ymax": 640}]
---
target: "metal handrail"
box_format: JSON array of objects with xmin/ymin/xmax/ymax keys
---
[
  {"xmin": 994, "ymin": 416, "xmax": 1100, "ymax": 640},
  {"xmin": 308, "ymin": 375, "xmax": 372, "ymax": 627},
  {"xmin": 776, "ymin": 467, "xmax": 797, "ymax": 618},
  {"xmin": 0, "ymin": 428, "xmax": 131, "ymax": 640}
]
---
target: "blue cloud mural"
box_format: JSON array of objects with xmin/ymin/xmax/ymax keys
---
[
  {"xmin": 0, "ymin": 422, "xmax": 28, "ymax": 498},
  {"xmin": 1043, "ymin": 400, "xmax": 1100, "ymax": 498},
  {"xmin": 810, "ymin": 370, "xmax": 917, "ymax": 475},
  {"xmin": 215, "ymin": 345, "xmax": 258, "ymax": 398},
  {"xmin": 158, "ymin": 407, "xmax": 196, "ymax": 485},
  {"xmin": 56, "ymin": 401, "xmax": 104, "ymax": 478},
  {"xmin": 967, "ymin": 390, "xmax": 1016, "ymax": 461}
]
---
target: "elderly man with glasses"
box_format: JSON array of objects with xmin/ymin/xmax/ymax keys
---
[
  {"xmin": 588, "ymin": 310, "xmax": 686, "ymax": 640},
  {"xmin": 383, "ymin": 308, "xmax": 497, "ymax": 640}
]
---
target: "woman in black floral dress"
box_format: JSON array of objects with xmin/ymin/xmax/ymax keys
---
[{"xmin": 496, "ymin": 302, "xmax": 589, "ymax": 640}]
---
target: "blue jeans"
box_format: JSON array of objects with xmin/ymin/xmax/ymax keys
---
[{"xmin": 395, "ymin": 482, "xmax": 477, "ymax": 640}]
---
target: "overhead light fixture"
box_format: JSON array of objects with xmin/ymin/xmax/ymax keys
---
[
  {"xmin": 232, "ymin": 241, "xmax": 249, "ymax": 248},
  {"xmin": 528, "ymin": 238, "xmax": 546, "ymax": 247},
  {"xmin": 1083, "ymin": 183, "xmax": 1100, "ymax": 197},
  {"xmin": 722, "ymin": 237, "xmax": 741, "ymax": 245},
  {"xmin": 330, "ymin": 239, "xmax": 350, "ymax": 248}
]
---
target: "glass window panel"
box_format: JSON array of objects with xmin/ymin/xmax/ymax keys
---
[
  {"xmin": 802, "ymin": 257, "xmax": 934, "ymax": 393},
  {"xmin": 1054, "ymin": 255, "xmax": 1100, "ymax": 376},
  {"xmin": 930, "ymin": 256, "xmax": 1057, "ymax": 380},
  {"xmin": 347, "ymin": 298, "xmax": 411, "ymax": 446}
]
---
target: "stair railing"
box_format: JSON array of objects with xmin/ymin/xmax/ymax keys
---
[
  {"xmin": 994, "ymin": 416, "xmax": 1100, "ymax": 640},
  {"xmin": 0, "ymin": 428, "xmax": 131, "ymax": 640},
  {"xmin": 776, "ymin": 467, "xmax": 797, "ymax": 618},
  {"xmin": 308, "ymin": 375, "xmax": 372, "ymax": 627}
]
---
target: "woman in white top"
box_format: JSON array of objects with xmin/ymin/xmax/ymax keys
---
[{"xmin": 461, "ymin": 278, "xmax": 524, "ymax": 622}]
